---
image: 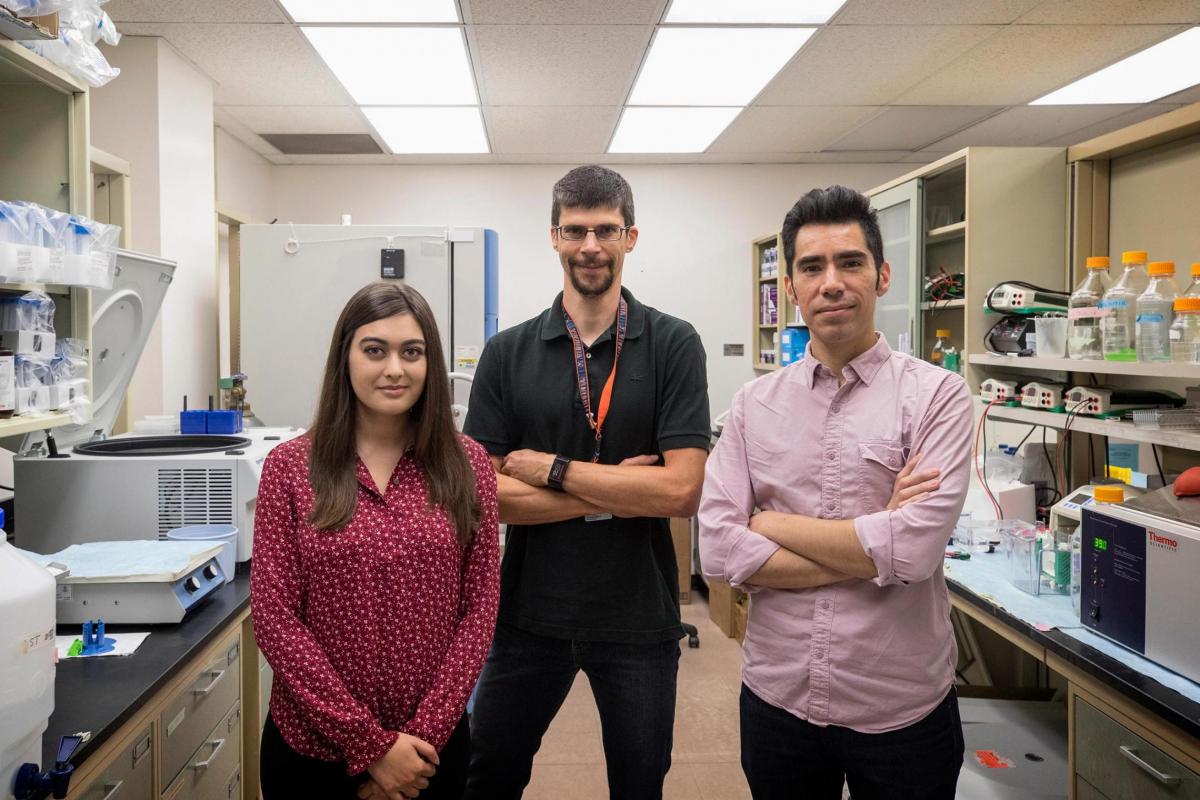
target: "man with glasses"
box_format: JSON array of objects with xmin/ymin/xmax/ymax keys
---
[{"xmin": 463, "ymin": 165, "xmax": 710, "ymax": 799}]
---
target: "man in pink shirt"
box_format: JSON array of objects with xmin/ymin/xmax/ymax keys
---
[{"xmin": 699, "ymin": 185, "xmax": 972, "ymax": 799}]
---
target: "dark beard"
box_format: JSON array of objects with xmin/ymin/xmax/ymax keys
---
[{"xmin": 567, "ymin": 259, "xmax": 614, "ymax": 297}]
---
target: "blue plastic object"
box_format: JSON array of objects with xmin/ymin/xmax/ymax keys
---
[
  {"xmin": 81, "ymin": 620, "xmax": 116, "ymax": 656},
  {"xmin": 205, "ymin": 410, "xmax": 240, "ymax": 434},
  {"xmin": 14, "ymin": 734, "xmax": 84, "ymax": 799},
  {"xmin": 179, "ymin": 410, "xmax": 207, "ymax": 434}
]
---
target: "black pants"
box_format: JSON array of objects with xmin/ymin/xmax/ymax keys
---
[
  {"xmin": 465, "ymin": 623, "xmax": 680, "ymax": 800},
  {"xmin": 260, "ymin": 711, "xmax": 470, "ymax": 800},
  {"xmin": 740, "ymin": 684, "xmax": 964, "ymax": 800}
]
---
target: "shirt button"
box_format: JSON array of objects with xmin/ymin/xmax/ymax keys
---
[
  {"xmin": 825, "ymin": 451, "xmax": 836, "ymax": 461},
  {"xmin": 814, "ymin": 649, "xmax": 825, "ymax": 660},
  {"xmin": 830, "ymin": 404, "xmax": 841, "ymax": 413},
  {"xmin": 586, "ymin": 352, "xmax": 592, "ymax": 359},
  {"xmin": 821, "ymin": 601, "xmax": 831, "ymax": 610}
]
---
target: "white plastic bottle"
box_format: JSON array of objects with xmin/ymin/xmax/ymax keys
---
[
  {"xmin": 0, "ymin": 509, "xmax": 57, "ymax": 799},
  {"xmin": 1067, "ymin": 256, "xmax": 1112, "ymax": 360},
  {"xmin": 1136, "ymin": 261, "xmax": 1178, "ymax": 363},
  {"xmin": 1100, "ymin": 250, "xmax": 1149, "ymax": 361}
]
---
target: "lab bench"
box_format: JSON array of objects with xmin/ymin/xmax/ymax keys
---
[
  {"xmin": 42, "ymin": 575, "xmax": 261, "ymax": 800},
  {"xmin": 946, "ymin": 556, "xmax": 1200, "ymax": 800}
]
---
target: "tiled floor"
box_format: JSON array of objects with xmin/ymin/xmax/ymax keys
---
[{"xmin": 524, "ymin": 594, "xmax": 751, "ymax": 800}]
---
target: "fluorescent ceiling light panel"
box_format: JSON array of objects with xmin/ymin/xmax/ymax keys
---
[
  {"xmin": 665, "ymin": 0, "xmax": 846, "ymax": 24},
  {"xmin": 628, "ymin": 27, "xmax": 815, "ymax": 106},
  {"xmin": 1031, "ymin": 27, "xmax": 1200, "ymax": 104},
  {"xmin": 301, "ymin": 27, "xmax": 477, "ymax": 105},
  {"xmin": 608, "ymin": 107, "xmax": 741, "ymax": 153},
  {"xmin": 281, "ymin": 0, "xmax": 459, "ymax": 23},
  {"xmin": 363, "ymin": 107, "xmax": 489, "ymax": 153}
]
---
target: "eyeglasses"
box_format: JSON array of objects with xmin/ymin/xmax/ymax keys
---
[{"xmin": 554, "ymin": 224, "xmax": 629, "ymax": 242}]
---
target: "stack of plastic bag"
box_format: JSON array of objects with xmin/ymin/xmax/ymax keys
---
[
  {"xmin": 0, "ymin": 200, "xmax": 120, "ymax": 289},
  {"xmin": 9, "ymin": 0, "xmax": 122, "ymax": 87}
]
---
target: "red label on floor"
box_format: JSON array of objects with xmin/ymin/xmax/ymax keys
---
[{"xmin": 975, "ymin": 750, "xmax": 1013, "ymax": 769}]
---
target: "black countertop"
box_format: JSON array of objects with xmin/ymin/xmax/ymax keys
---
[
  {"xmin": 946, "ymin": 576, "xmax": 1200, "ymax": 742},
  {"xmin": 42, "ymin": 575, "xmax": 251, "ymax": 770}
]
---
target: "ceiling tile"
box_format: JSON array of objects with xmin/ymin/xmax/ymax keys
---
[
  {"xmin": 223, "ymin": 105, "xmax": 371, "ymax": 134},
  {"xmin": 118, "ymin": 23, "xmax": 352, "ymax": 106},
  {"xmin": 472, "ymin": 24, "xmax": 651, "ymax": 105},
  {"xmin": 463, "ymin": 0, "xmax": 664, "ymax": 24},
  {"xmin": 1039, "ymin": 103, "xmax": 1184, "ymax": 146},
  {"xmin": 485, "ymin": 106, "xmax": 618, "ymax": 153},
  {"xmin": 833, "ymin": 0, "xmax": 1041, "ymax": 25},
  {"xmin": 708, "ymin": 106, "xmax": 882, "ymax": 153},
  {"xmin": 826, "ymin": 106, "xmax": 999, "ymax": 151},
  {"xmin": 922, "ymin": 104, "xmax": 1143, "ymax": 150},
  {"xmin": 106, "ymin": 0, "xmax": 286, "ymax": 23},
  {"xmin": 755, "ymin": 25, "xmax": 997, "ymax": 106},
  {"xmin": 894, "ymin": 24, "xmax": 1188, "ymax": 105},
  {"xmin": 214, "ymin": 106, "xmax": 281, "ymax": 155},
  {"xmin": 1017, "ymin": 0, "xmax": 1200, "ymax": 24}
]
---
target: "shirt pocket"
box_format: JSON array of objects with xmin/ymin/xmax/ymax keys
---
[{"xmin": 857, "ymin": 438, "xmax": 906, "ymax": 512}]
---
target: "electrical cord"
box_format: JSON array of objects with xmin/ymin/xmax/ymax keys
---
[
  {"xmin": 974, "ymin": 399, "xmax": 1003, "ymax": 520},
  {"xmin": 1153, "ymin": 444, "xmax": 1166, "ymax": 487}
]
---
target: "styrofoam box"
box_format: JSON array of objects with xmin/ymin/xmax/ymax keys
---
[
  {"xmin": 0, "ymin": 330, "xmax": 55, "ymax": 360},
  {"xmin": 0, "ymin": 242, "xmax": 49, "ymax": 283},
  {"xmin": 16, "ymin": 386, "xmax": 48, "ymax": 415},
  {"xmin": 47, "ymin": 380, "xmax": 86, "ymax": 411}
]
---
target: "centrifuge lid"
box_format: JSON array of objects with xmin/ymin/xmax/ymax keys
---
[{"xmin": 28, "ymin": 249, "xmax": 176, "ymax": 451}]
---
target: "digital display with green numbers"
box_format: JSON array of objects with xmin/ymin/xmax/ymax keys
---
[{"xmin": 1094, "ymin": 538, "xmax": 1108, "ymax": 551}]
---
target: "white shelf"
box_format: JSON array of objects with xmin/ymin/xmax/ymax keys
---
[
  {"xmin": 0, "ymin": 412, "xmax": 72, "ymax": 438},
  {"xmin": 985, "ymin": 404, "xmax": 1200, "ymax": 451},
  {"xmin": 926, "ymin": 221, "xmax": 966, "ymax": 244},
  {"xmin": 968, "ymin": 353, "xmax": 1200, "ymax": 380},
  {"xmin": 921, "ymin": 298, "xmax": 966, "ymax": 311},
  {"xmin": 754, "ymin": 362, "xmax": 780, "ymax": 372},
  {"xmin": 0, "ymin": 282, "xmax": 72, "ymax": 295}
]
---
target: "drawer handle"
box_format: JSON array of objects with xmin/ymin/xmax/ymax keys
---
[
  {"xmin": 100, "ymin": 780, "xmax": 123, "ymax": 800},
  {"xmin": 191, "ymin": 738, "xmax": 227, "ymax": 772},
  {"xmin": 1120, "ymin": 745, "xmax": 1181, "ymax": 786},
  {"xmin": 192, "ymin": 669, "xmax": 227, "ymax": 697}
]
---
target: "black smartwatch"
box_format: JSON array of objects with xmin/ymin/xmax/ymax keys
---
[{"xmin": 547, "ymin": 455, "xmax": 571, "ymax": 491}]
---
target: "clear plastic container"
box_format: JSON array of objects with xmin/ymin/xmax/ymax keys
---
[
  {"xmin": 1170, "ymin": 296, "xmax": 1200, "ymax": 363},
  {"xmin": 1067, "ymin": 256, "xmax": 1111, "ymax": 359},
  {"xmin": 931, "ymin": 328, "xmax": 952, "ymax": 367},
  {"xmin": 1135, "ymin": 261, "xmax": 1178, "ymax": 363},
  {"xmin": 1100, "ymin": 250, "xmax": 1149, "ymax": 361},
  {"xmin": 1184, "ymin": 262, "xmax": 1200, "ymax": 299}
]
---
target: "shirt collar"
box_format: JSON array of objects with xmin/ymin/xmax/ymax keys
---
[
  {"xmin": 539, "ymin": 286, "xmax": 646, "ymax": 342},
  {"xmin": 800, "ymin": 333, "xmax": 892, "ymax": 388}
]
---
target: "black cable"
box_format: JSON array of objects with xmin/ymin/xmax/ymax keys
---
[
  {"xmin": 1043, "ymin": 426, "xmax": 1058, "ymax": 497},
  {"xmin": 0, "ymin": 484, "xmax": 11, "ymax": 491},
  {"xmin": 1153, "ymin": 445, "xmax": 1166, "ymax": 487},
  {"xmin": 1103, "ymin": 435, "xmax": 1110, "ymax": 479},
  {"xmin": 1015, "ymin": 425, "xmax": 1036, "ymax": 451},
  {"xmin": 1088, "ymin": 435, "xmax": 1095, "ymax": 481}
]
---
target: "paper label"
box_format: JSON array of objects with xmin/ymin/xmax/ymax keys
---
[
  {"xmin": 454, "ymin": 345, "xmax": 480, "ymax": 373},
  {"xmin": 15, "ymin": 247, "xmax": 34, "ymax": 277},
  {"xmin": 1170, "ymin": 330, "xmax": 1183, "ymax": 341},
  {"xmin": 1097, "ymin": 299, "xmax": 1127, "ymax": 310},
  {"xmin": 1068, "ymin": 307, "xmax": 1105, "ymax": 320},
  {"xmin": 21, "ymin": 625, "xmax": 55, "ymax": 654},
  {"xmin": 1136, "ymin": 314, "xmax": 1165, "ymax": 324}
]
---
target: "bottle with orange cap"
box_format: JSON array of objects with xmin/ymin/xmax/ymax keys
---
[
  {"xmin": 1067, "ymin": 255, "xmax": 1112, "ymax": 359},
  {"xmin": 1170, "ymin": 296, "xmax": 1200, "ymax": 363},
  {"xmin": 1135, "ymin": 261, "xmax": 1178, "ymax": 362},
  {"xmin": 1100, "ymin": 251, "xmax": 1149, "ymax": 361},
  {"xmin": 1184, "ymin": 262, "xmax": 1200, "ymax": 299}
]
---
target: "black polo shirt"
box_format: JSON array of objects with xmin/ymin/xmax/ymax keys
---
[{"xmin": 464, "ymin": 287, "xmax": 710, "ymax": 643}]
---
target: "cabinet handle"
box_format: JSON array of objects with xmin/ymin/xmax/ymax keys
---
[
  {"xmin": 191, "ymin": 738, "xmax": 226, "ymax": 771},
  {"xmin": 191, "ymin": 669, "xmax": 227, "ymax": 697},
  {"xmin": 100, "ymin": 780, "xmax": 123, "ymax": 800},
  {"xmin": 1120, "ymin": 745, "xmax": 1180, "ymax": 786}
]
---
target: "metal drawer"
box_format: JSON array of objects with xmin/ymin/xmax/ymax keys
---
[
  {"xmin": 1075, "ymin": 698, "xmax": 1200, "ymax": 800},
  {"xmin": 160, "ymin": 634, "xmax": 241, "ymax": 791},
  {"xmin": 166, "ymin": 700, "xmax": 241, "ymax": 800},
  {"xmin": 74, "ymin": 725, "xmax": 153, "ymax": 800},
  {"xmin": 1076, "ymin": 776, "xmax": 1110, "ymax": 800},
  {"xmin": 219, "ymin": 765, "xmax": 242, "ymax": 800}
]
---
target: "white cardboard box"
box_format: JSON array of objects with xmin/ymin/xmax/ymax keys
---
[{"xmin": 0, "ymin": 329, "xmax": 55, "ymax": 360}]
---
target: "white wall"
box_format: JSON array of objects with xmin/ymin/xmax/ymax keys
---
[
  {"xmin": 216, "ymin": 128, "xmax": 272, "ymax": 223},
  {"xmin": 268, "ymin": 163, "xmax": 908, "ymax": 415},
  {"xmin": 92, "ymin": 37, "xmax": 219, "ymax": 418}
]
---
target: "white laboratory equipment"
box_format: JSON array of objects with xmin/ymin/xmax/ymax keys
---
[
  {"xmin": 0, "ymin": 510, "xmax": 56, "ymax": 800},
  {"xmin": 238, "ymin": 224, "xmax": 498, "ymax": 428}
]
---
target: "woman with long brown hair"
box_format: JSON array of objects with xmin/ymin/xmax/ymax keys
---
[{"xmin": 252, "ymin": 281, "xmax": 499, "ymax": 800}]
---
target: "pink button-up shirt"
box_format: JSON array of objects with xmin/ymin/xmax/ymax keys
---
[{"xmin": 699, "ymin": 335, "xmax": 973, "ymax": 733}]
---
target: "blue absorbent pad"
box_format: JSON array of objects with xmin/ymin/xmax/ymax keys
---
[{"xmin": 20, "ymin": 540, "xmax": 222, "ymax": 581}]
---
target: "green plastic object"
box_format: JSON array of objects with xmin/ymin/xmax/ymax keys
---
[{"xmin": 67, "ymin": 639, "xmax": 83, "ymax": 658}]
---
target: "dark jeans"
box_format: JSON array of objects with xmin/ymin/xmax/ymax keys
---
[
  {"xmin": 464, "ymin": 622, "xmax": 680, "ymax": 800},
  {"xmin": 260, "ymin": 711, "xmax": 470, "ymax": 800},
  {"xmin": 740, "ymin": 684, "xmax": 964, "ymax": 800}
]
